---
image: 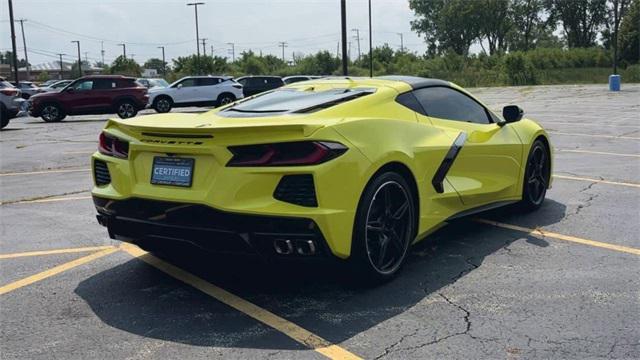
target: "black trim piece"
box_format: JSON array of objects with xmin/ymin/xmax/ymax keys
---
[
  {"xmin": 93, "ymin": 159, "xmax": 111, "ymax": 186},
  {"xmin": 273, "ymin": 174, "xmax": 318, "ymax": 207},
  {"xmin": 92, "ymin": 197, "xmax": 331, "ymax": 258},
  {"xmin": 141, "ymin": 132, "xmax": 213, "ymax": 139},
  {"xmin": 377, "ymin": 76, "xmax": 449, "ymax": 89},
  {"xmin": 432, "ymin": 132, "xmax": 467, "ymax": 193},
  {"xmin": 445, "ymin": 200, "xmax": 517, "ymax": 221}
]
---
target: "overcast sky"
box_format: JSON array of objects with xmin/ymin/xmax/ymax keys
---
[{"xmin": 1, "ymin": 0, "xmax": 428, "ymax": 66}]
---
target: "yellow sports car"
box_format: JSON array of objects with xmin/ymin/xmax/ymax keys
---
[{"xmin": 92, "ymin": 76, "xmax": 552, "ymax": 282}]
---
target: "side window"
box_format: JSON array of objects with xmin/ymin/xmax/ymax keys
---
[
  {"xmin": 198, "ymin": 78, "xmax": 219, "ymax": 86},
  {"xmin": 93, "ymin": 79, "xmax": 117, "ymax": 90},
  {"xmin": 413, "ymin": 87, "xmax": 491, "ymax": 124},
  {"xmin": 177, "ymin": 78, "xmax": 197, "ymax": 87},
  {"xmin": 396, "ymin": 92, "xmax": 425, "ymax": 114},
  {"xmin": 72, "ymin": 80, "xmax": 94, "ymax": 91}
]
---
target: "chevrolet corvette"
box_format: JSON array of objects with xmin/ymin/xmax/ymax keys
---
[{"xmin": 92, "ymin": 76, "xmax": 552, "ymax": 282}]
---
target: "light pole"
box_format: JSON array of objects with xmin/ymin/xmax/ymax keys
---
[
  {"xmin": 8, "ymin": 0, "xmax": 19, "ymax": 83},
  {"xmin": 16, "ymin": 19, "xmax": 30, "ymax": 80},
  {"xmin": 227, "ymin": 42, "xmax": 235, "ymax": 62},
  {"xmin": 71, "ymin": 41, "xmax": 81, "ymax": 77},
  {"xmin": 368, "ymin": 0, "xmax": 373, "ymax": 77},
  {"xmin": 340, "ymin": 0, "xmax": 348, "ymax": 76},
  {"xmin": 157, "ymin": 46, "xmax": 166, "ymax": 75},
  {"xmin": 201, "ymin": 38, "xmax": 208, "ymax": 56},
  {"xmin": 278, "ymin": 42, "xmax": 288, "ymax": 62},
  {"xmin": 117, "ymin": 43, "xmax": 126, "ymax": 59},
  {"xmin": 57, "ymin": 53, "xmax": 65, "ymax": 79},
  {"xmin": 187, "ymin": 2, "xmax": 205, "ymax": 74},
  {"xmin": 397, "ymin": 32, "xmax": 404, "ymax": 52},
  {"xmin": 351, "ymin": 28, "xmax": 361, "ymax": 61}
]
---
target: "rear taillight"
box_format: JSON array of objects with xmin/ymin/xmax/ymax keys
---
[
  {"xmin": 227, "ymin": 141, "xmax": 347, "ymax": 167},
  {"xmin": 232, "ymin": 84, "xmax": 242, "ymax": 89},
  {"xmin": 0, "ymin": 89, "xmax": 18, "ymax": 96},
  {"xmin": 98, "ymin": 132, "xmax": 129, "ymax": 158}
]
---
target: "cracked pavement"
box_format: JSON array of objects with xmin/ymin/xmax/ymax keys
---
[{"xmin": 1, "ymin": 85, "xmax": 639, "ymax": 359}]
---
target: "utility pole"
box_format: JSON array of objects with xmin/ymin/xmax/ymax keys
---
[
  {"xmin": 336, "ymin": 42, "xmax": 340, "ymax": 59},
  {"xmin": 57, "ymin": 53, "xmax": 65, "ymax": 79},
  {"xmin": 117, "ymin": 43, "xmax": 126, "ymax": 59},
  {"xmin": 340, "ymin": 0, "xmax": 348, "ymax": 76},
  {"xmin": 351, "ymin": 28, "xmax": 361, "ymax": 61},
  {"xmin": 187, "ymin": 2, "xmax": 205, "ymax": 75},
  {"xmin": 348, "ymin": 41, "xmax": 352, "ymax": 61},
  {"xmin": 201, "ymin": 38, "xmax": 207, "ymax": 56},
  {"xmin": 101, "ymin": 41, "xmax": 105, "ymax": 65},
  {"xmin": 157, "ymin": 46, "xmax": 166, "ymax": 75},
  {"xmin": 368, "ymin": 0, "xmax": 373, "ymax": 77},
  {"xmin": 8, "ymin": 0, "xmax": 19, "ymax": 83},
  {"xmin": 16, "ymin": 19, "xmax": 30, "ymax": 80},
  {"xmin": 71, "ymin": 41, "xmax": 82, "ymax": 77},
  {"xmin": 278, "ymin": 41, "xmax": 288, "ymax": 62},
  {"xmin": 227, "ymin": 42, "xmax": 235, "ymax": 62},
  {"xmin": 397, "ymin": 32, "xmax": 404, "ymax": 52},
  {"xmin": 84, "ymin": 52, "xmax": 89, "ymax": 63}
]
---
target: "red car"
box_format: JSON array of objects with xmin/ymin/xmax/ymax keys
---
[{"xmin": 29, "ymin": 75, "xmax": 148, "ymax": 122}]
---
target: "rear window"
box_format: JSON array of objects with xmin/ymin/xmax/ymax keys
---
[{"xmin": 219, "ymin": 88, "xmax": 375, "ymax": 117}]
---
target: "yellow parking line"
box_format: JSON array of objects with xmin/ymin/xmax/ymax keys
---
[
  {"xmin": 0, "ymin": 195, "xmax": 92, "ymax": 206},
  {"xmin": 547, "ymin": 131, "xmax": 640, "ymax": 140},
  {"xmin": 541, "ymin": 121, "xmax": 639, "ymax": 128},
  {"xmin": 475, "ymin": 219, "xmax": 640, "ymax": 256},
  {"xmin": 556, "ymin": 149, "xmax": 640, "ymax": 158},
  {"xmin": 63, "ymin": 150, "xmax": 95, "ymax": 154},
  {"xmin": 0, "ymin": 168, "xmax": 90, "ymax": 177},
  {"xmin": 0, "ymin": 247, "xmax": 118, "ymax": 296},
  {"xmin": 0, "ymin": 245, "xmax": 114, "ymax": 259},
  {"xmin": 553, "ymin": 174, "xmax": 640, "ymax": 188},
  {"xmin": 120, "ymin": 243, "xmax": 362, "ymax": 360}
]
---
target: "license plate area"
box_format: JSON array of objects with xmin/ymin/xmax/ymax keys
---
[{"xmin": 151, "ymin": 157, "xmax": 194, "ymax": 187}]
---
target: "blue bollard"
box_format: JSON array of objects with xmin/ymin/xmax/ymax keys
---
[{"xmin": 609, "ymin": 74, "xmax": 621, "ymax": 91}]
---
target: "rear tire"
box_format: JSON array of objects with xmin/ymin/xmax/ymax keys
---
[
  {"xmin": 153, "ymin": 96, "xmax": 173, "ymax": 113},
  {"xmin": 40, "ymin": 104, "xmax": 65, "ymax": 123},
  {"xmin": 116, "ymin": 99, "xmax": 138, "ymax": 119},
  {"xmin": 217, "ymin": 93, "xmax": 235, "ymax": 107},
  {"xmin": 0, "ymin": 106, "xmax": 9, "ymax": 129},
  {"xmin": 518, "ymin": 139, "xmax": 550, "ymax": 211},
  {"xmin": 350, "ymin": 172, "xmax": 416, "ymax": 284}
]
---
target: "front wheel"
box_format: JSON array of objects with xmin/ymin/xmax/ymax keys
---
[
  {"xmin": 0, "ymin": 106, "xmax": 8, "ymax": 129},
  {"xmin": 116, "ymin": 100, "xmax": 138, "ymax": 119},
  {"xmin": 41, "ymin": 104, "xmax": 64, "ymax": 122},
  {"xmin": 518, "ymin": 140, "xmax": 550, "ymax": 211},
  {"xmin": 153, "ymin": 97, "xmax": 172, "ymax": 113},
  {"xmin": 217, "ymin": 93, "xmax": 235, "ymax": 107},
  {"xmin": 351, "ymin": 172, "xmax": 416, "ymax": 283}
]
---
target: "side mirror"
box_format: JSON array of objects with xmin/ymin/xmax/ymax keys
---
[
  {"xmin": 66, "ymin": 88, "xmax": 75, "ymax": 93},
  {"xmin": 502, "ymin": 105, "xmax": 523, "ymax": 124},
  {"xmin": 177, "ymin": 84, "xmax": 183, "ymax": 89}
]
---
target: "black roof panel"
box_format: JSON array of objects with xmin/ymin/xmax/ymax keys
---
[{"xmin": 377, "ymin": 76, "xmax": 449, "ymax": 89}]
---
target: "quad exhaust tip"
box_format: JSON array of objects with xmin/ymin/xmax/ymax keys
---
[{"xmin": 273, "ymin": 239, "xmax": 316, "ymax": 256}]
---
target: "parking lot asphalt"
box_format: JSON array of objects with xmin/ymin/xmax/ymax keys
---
[{"xmin": 1, "ymin": 84, "xmax": 639, "ymax": 359}]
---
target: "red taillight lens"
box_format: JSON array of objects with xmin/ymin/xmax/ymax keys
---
[
  {"xmin": 0, "ymin": 89, "xmax": 18, "ymax": 96},
  {"xmin": 98, "ymin": 132, "xmax": 129, "ymax": 158},
  {"xmin": 227, "ymin": 141, "xmax": 347, "ymax": 167}
]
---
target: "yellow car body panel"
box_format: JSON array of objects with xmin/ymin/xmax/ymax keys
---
[{"xmin": 91, "ymin": 77, "xmax": 551, "ymax": 260}]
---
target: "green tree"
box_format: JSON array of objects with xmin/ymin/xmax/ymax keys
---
[
  {"xmin": 476, "ymin": 0, "xmax": 512, "ymax": 54},
  {"xmin": 108, "ymin": 56, "xmax": 142, "ymax": 76},
  {"xmin": 546, "ymin": 0, "xmax": 608, "ymax": 47},
  {"xmin": 172, "ymin": 55, "xmax": 229, "ymax": 76},
  {"xmin": 410, "ymin": 0, "xmax": 481, "ymax": 55},
  {"xmin": 618, "ymin": 0, "xmax": 639, "ymax": 64},
  {"xmin": 143, "ymin": 58, "xmax": 168, "ymax": 73},
  {"xmin": 509, "ymin": 0, "xmax": 548, "ymax": 51}
]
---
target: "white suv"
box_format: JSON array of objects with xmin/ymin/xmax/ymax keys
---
[{"xmin": 148, "ymin": 76, "xmax": 243, "ymax": 113}]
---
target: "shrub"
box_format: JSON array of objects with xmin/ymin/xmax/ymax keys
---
[{"xmin": 503, "ymin": 52, "xmax": 538, "ymax": 85}]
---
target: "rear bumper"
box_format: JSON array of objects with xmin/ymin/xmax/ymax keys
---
[{"xmin": 94, "ymin": 196, "xmax": 333, "ymax": 259}]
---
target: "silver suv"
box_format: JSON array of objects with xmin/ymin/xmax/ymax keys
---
[{"xmin": 1, "ymin": 78, "xmax": 25, "ymax": 129}]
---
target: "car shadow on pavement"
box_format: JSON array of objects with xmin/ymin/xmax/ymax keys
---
[{"xmin": 75, "ymin": 199, "xmax": 566, "ymax": 351}]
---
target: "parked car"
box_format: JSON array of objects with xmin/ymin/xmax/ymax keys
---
[
  {"xmin": 12, "ymin": 81, "xmax": 43, "ymax": 99},
  {"xmin": 236, "ymin": 76, "xmax": 284, "ymax": 96},
  {"xmin": 29, "ymin": 75, "xmax": 148, "ymax": 122},
  {"xmin": 148, "ymin": 76, "xmax": 243, "ymax": 113},
  {"xmin": 1, "ymin": 78, "xmax": 26, "ymax": 129},
  {"xmin": 40, "ymin": 80, "xmax": 73, "ymax": 93},
  {"xmin": 136, "ymin": 78, "xmax": 169, "ymax": 89},
  {"xmin": 283, "ymin": 75, "xmax": 322, "ymax": 85},
  {"xmin": 40, "ymin": 79, "xmax": 60, "ymax": 87}
]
